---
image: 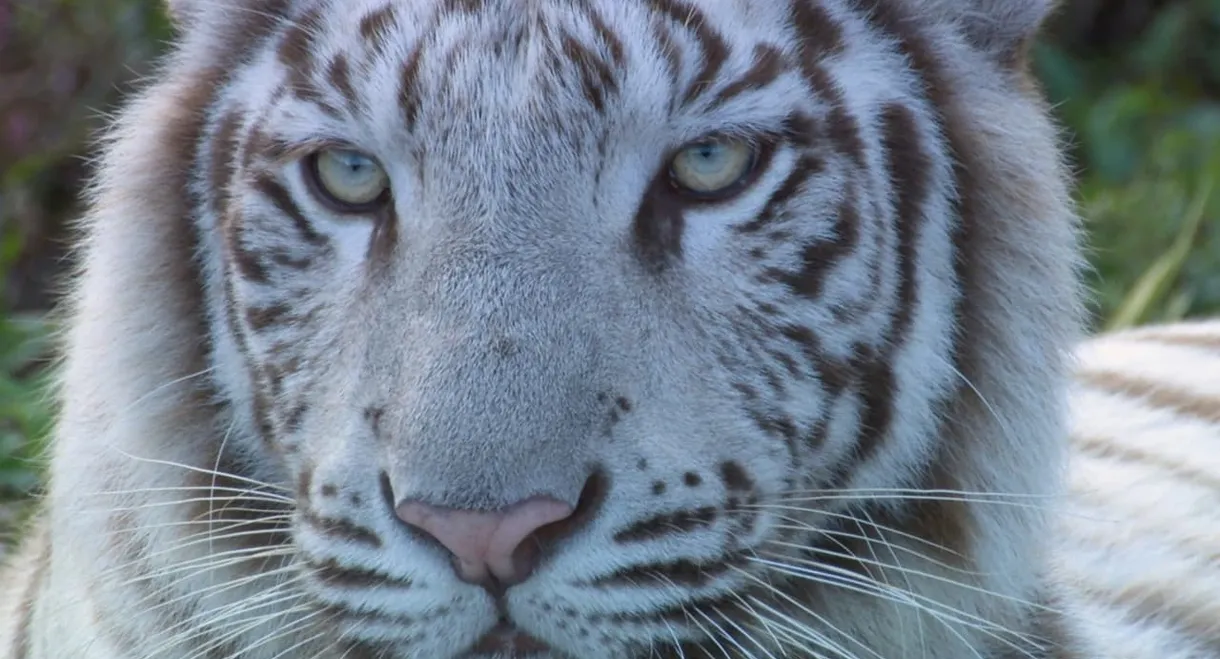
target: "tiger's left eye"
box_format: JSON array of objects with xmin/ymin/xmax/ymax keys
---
[
  {"xmin": 669, "ymin": 139, "xmax": 757, "ymax": 197},
  {"xmin": 305, "ymin": 148, "xmax": 390, "ymax": 212}
]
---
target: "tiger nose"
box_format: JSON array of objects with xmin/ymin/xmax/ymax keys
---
[{"xmin": 395, "ymin": 496, "xmax": 576, "ymax": 587}]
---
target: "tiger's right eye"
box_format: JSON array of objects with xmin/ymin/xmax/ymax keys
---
[{"xmin": 305, "ymin": 148, "xmax": 390, "ymax": 212}]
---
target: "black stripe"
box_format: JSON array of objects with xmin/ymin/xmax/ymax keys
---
[
  {"xmin": 644, "ymin": 0, "xmax": 730, "ymax": 108},
  {"xmin": 252, "ymin": 175, "xmax": 329, "ymax": 247},
  {"xmin": 299, "ymin": 510, "xmax": 383, "ymax": 548}
]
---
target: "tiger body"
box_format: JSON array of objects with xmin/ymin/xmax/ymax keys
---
[{"xmin": 1, "ymin": 0, "xmax": 1217, "ymax": 657}]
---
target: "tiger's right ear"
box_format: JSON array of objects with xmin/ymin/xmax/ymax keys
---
[
  {"xmin": 164, "ymin": 0, "xmax": 199, "ymax": 27},
  {"xmin": 934, "ymin": 0, "xmax": 1063, "ymax": 68}
]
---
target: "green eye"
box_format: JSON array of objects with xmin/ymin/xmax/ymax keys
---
[
  {"xmin": 307, "ymin": 148, "xmax": 390, "ymax": 211},
  {"xmin": 669, "ymin": 139, "xmax": 757, "ymax": 197}
]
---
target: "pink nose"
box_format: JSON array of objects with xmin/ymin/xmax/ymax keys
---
[{"xmin": 395, "ymin": 496, "xmax": 576, "ymax": 586}]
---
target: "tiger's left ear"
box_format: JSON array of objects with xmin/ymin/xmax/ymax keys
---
[
  {"xmin": 164, "ymin": 0, "xmax": 291, "ymax": 30},
  {"xmin": 950, "ymin": 0, "xmax": 1060, "ymax": 67}
]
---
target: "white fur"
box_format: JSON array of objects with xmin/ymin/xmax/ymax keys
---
[{"xmin": 3, "ymin": 1, "xmax": 1217, "ymax": 658}]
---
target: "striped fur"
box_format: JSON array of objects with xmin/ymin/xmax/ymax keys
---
[
  {"xmin": 1050, "ymin": 321, "xmax": 1220, "ymax": 658},
  {"xmin": 1, "ymin": 0, "xmax": 1217, "ymax": 657}
]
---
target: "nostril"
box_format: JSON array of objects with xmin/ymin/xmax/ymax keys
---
[
  {"xmin": 530, "ymin": 468, "xmax": 608, "ymax": 549},
  {"xmin": 482, "ymin": 497, "xmax": 574, "ymax": 585},
  {"xmin": 394, "ymin": 495, "xmax": 575, "ymax": 587}
]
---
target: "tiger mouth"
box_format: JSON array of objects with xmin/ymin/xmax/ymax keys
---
[{"xmin": 470, "ymin": 619, "xmax": 553, "ymax": 656}]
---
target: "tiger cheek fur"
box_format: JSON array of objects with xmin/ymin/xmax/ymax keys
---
[{"xmin": 3, "ymin": 0, "xmax": 1130, "ymax": 658}]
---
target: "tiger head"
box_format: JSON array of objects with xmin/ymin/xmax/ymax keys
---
[{"xmin": 76, "ymin": 0, "xmax": 1082, "ymax": 656}]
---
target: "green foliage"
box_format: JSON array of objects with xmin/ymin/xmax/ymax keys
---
[
  {"xmin": 1, "ymin": 0, "xmax": 170, "ymax": 501},
  {"xmin": 0, "ymin": 221, "xmax": 53, "ymax": 499},
  {"xmin": 1034, "ymin": 0, "xmax": 1220, "ymax": 329},
  {"xmin": 0, "ymin": 312, "xmax": 52, "ymax": 499}
]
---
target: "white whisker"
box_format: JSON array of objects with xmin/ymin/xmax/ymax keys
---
[
  {"xmin": 105, "ymin": 449, "xmax": 293, "ymax": 493},
  {"xmin": 727, "ymin": 564, "xmax": 881, "ymax": 659}
]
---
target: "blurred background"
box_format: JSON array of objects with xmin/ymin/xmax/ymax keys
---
[{"xmin": 1, "ymin": 1, "xmax": 1219, "ymax": 511}]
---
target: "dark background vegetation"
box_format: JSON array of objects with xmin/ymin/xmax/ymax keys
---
[{"xmin": 2, "ymin": 1, "xmax": 1219, "ymax": 511}]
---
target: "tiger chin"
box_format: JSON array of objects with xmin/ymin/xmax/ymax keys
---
[{"xmin": 3, "ymin": 0, "xmax": 1219, "ymax": 658}]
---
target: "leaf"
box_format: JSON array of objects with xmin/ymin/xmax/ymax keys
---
[{"xmin": 1106, "ymin": 176, "xmax": 1212, "ymax": 331}]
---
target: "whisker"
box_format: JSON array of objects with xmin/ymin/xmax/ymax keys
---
[
  {"xmin": 858, "ymin": 505, "xmax": 926, "ymax": 659},
  {"xmin": 166, "ymin": 593, "xmax": 317, "ymax": 659},
  {"xmin": 761, "ymin": 541, "xmax": 1056, "ymax": 614},
  {"xmin": 852, "ymin": 505, "xmax": 912, "ymax": 657},
  {"xmin": 706, "ymin": 607, "xmax": 782, "ymax": 659},
  {"xmin": 107, "ymin": 525, "xmax": 294, "ymax": 571},
  {"xmin": 217, "ymin": 607, "xmax": 335, "ymax": 659},
  {"xmin": 112, "ymin": 366, "xmax": 217, "ymax": 418},
  {"xmin": 263, "ymin": 628, "xmax": 337, "ymax": 659},
  {"xmin": 92, "ymin": 496, "xmax": 292, "ymax": 514},
  {"xmin": 727, "ymin": 564, "xmax": 881, "ymax": 659},
  {"xmin": 85, "ymin": 484, "xmax": 294, "ymax": 504},
  {"xmin": 763, "ymin": 509, "xmax": 972, "ymax": 563},
  {"xmin": 133, "ymin": 563, "xmax": 303, "ymax": 624},
  {"xmin": 685, "ymin": 610, "xmax": 736, "ymax": 659},
  {"xmin": 696, "ymin": 607, "xmax": 765, "ymax": 659},
  {"xmin": 138, "ymin": 586, "xmax": 307, "ymax": 657},
  {"xmin": 754, "ymin": 599, "xmax": 867, "ymax": 659},
  {"xmin": 101, "ymin": 541, "xmax": 294, "ymax": 586},
  {"xmin": 107, "ymin": 513, "xmax": 293, "ymax": 534},
  {"xmin": 744, "ymin": 556, "xmax": 1043, "ymax": 657},
  {"xmin": 660, "ymin": 616, "xmax": 690, "ymax": 659},
  {"xmin": 184, "ymin": 604, "xmax": 320, "ymax": 659},
  {"xmin": 105, "ymin": 449, "xmax": 293, "ymax": 493},
  {"xmin": 726, "ymin": 594, "xmax": 787, "ymax": 655},
  {"xmin": 755, "ymin": 492, "xmax": 1052, "ymax": 510},
  {"xmin": 727, "ymin": 593, "xmax": 795, "ymax": 659},
  {"xmin": 948, "ymin": 362, "xmax": 1018, "ymax": 446},
  {"xmin": 209, "ymin": 416, "xmax": 241, "ymax": 556}
]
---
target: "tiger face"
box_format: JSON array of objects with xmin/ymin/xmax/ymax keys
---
[{"xmin": 176, "ymin": 0, "xmax": 1079, "ymax": 656}]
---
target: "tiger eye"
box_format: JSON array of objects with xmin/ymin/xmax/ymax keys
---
[
  {"xmin": 669, "ymin": 139, "xmax": 757, "ymax": 198},
  {"xmin": 306, "ymin": 148, "xmax": 390, "ymax": 211}
]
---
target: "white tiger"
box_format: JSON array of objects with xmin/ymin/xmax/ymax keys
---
[{"xmin": 2, "ymin": 0, "xmax": 1219, "ymax": 657}]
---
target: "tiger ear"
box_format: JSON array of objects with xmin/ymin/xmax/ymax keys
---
[
  {"xmin": 164, "ymin": 0, "xmax": 291, "ymax": 29},
  {"xmin": 163, "ymin": 0, "xmax": 199, "ymax": 27},
  {"xmin": 952, "ymin": 0, "xmax": 1060, "ymax": 66}
]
